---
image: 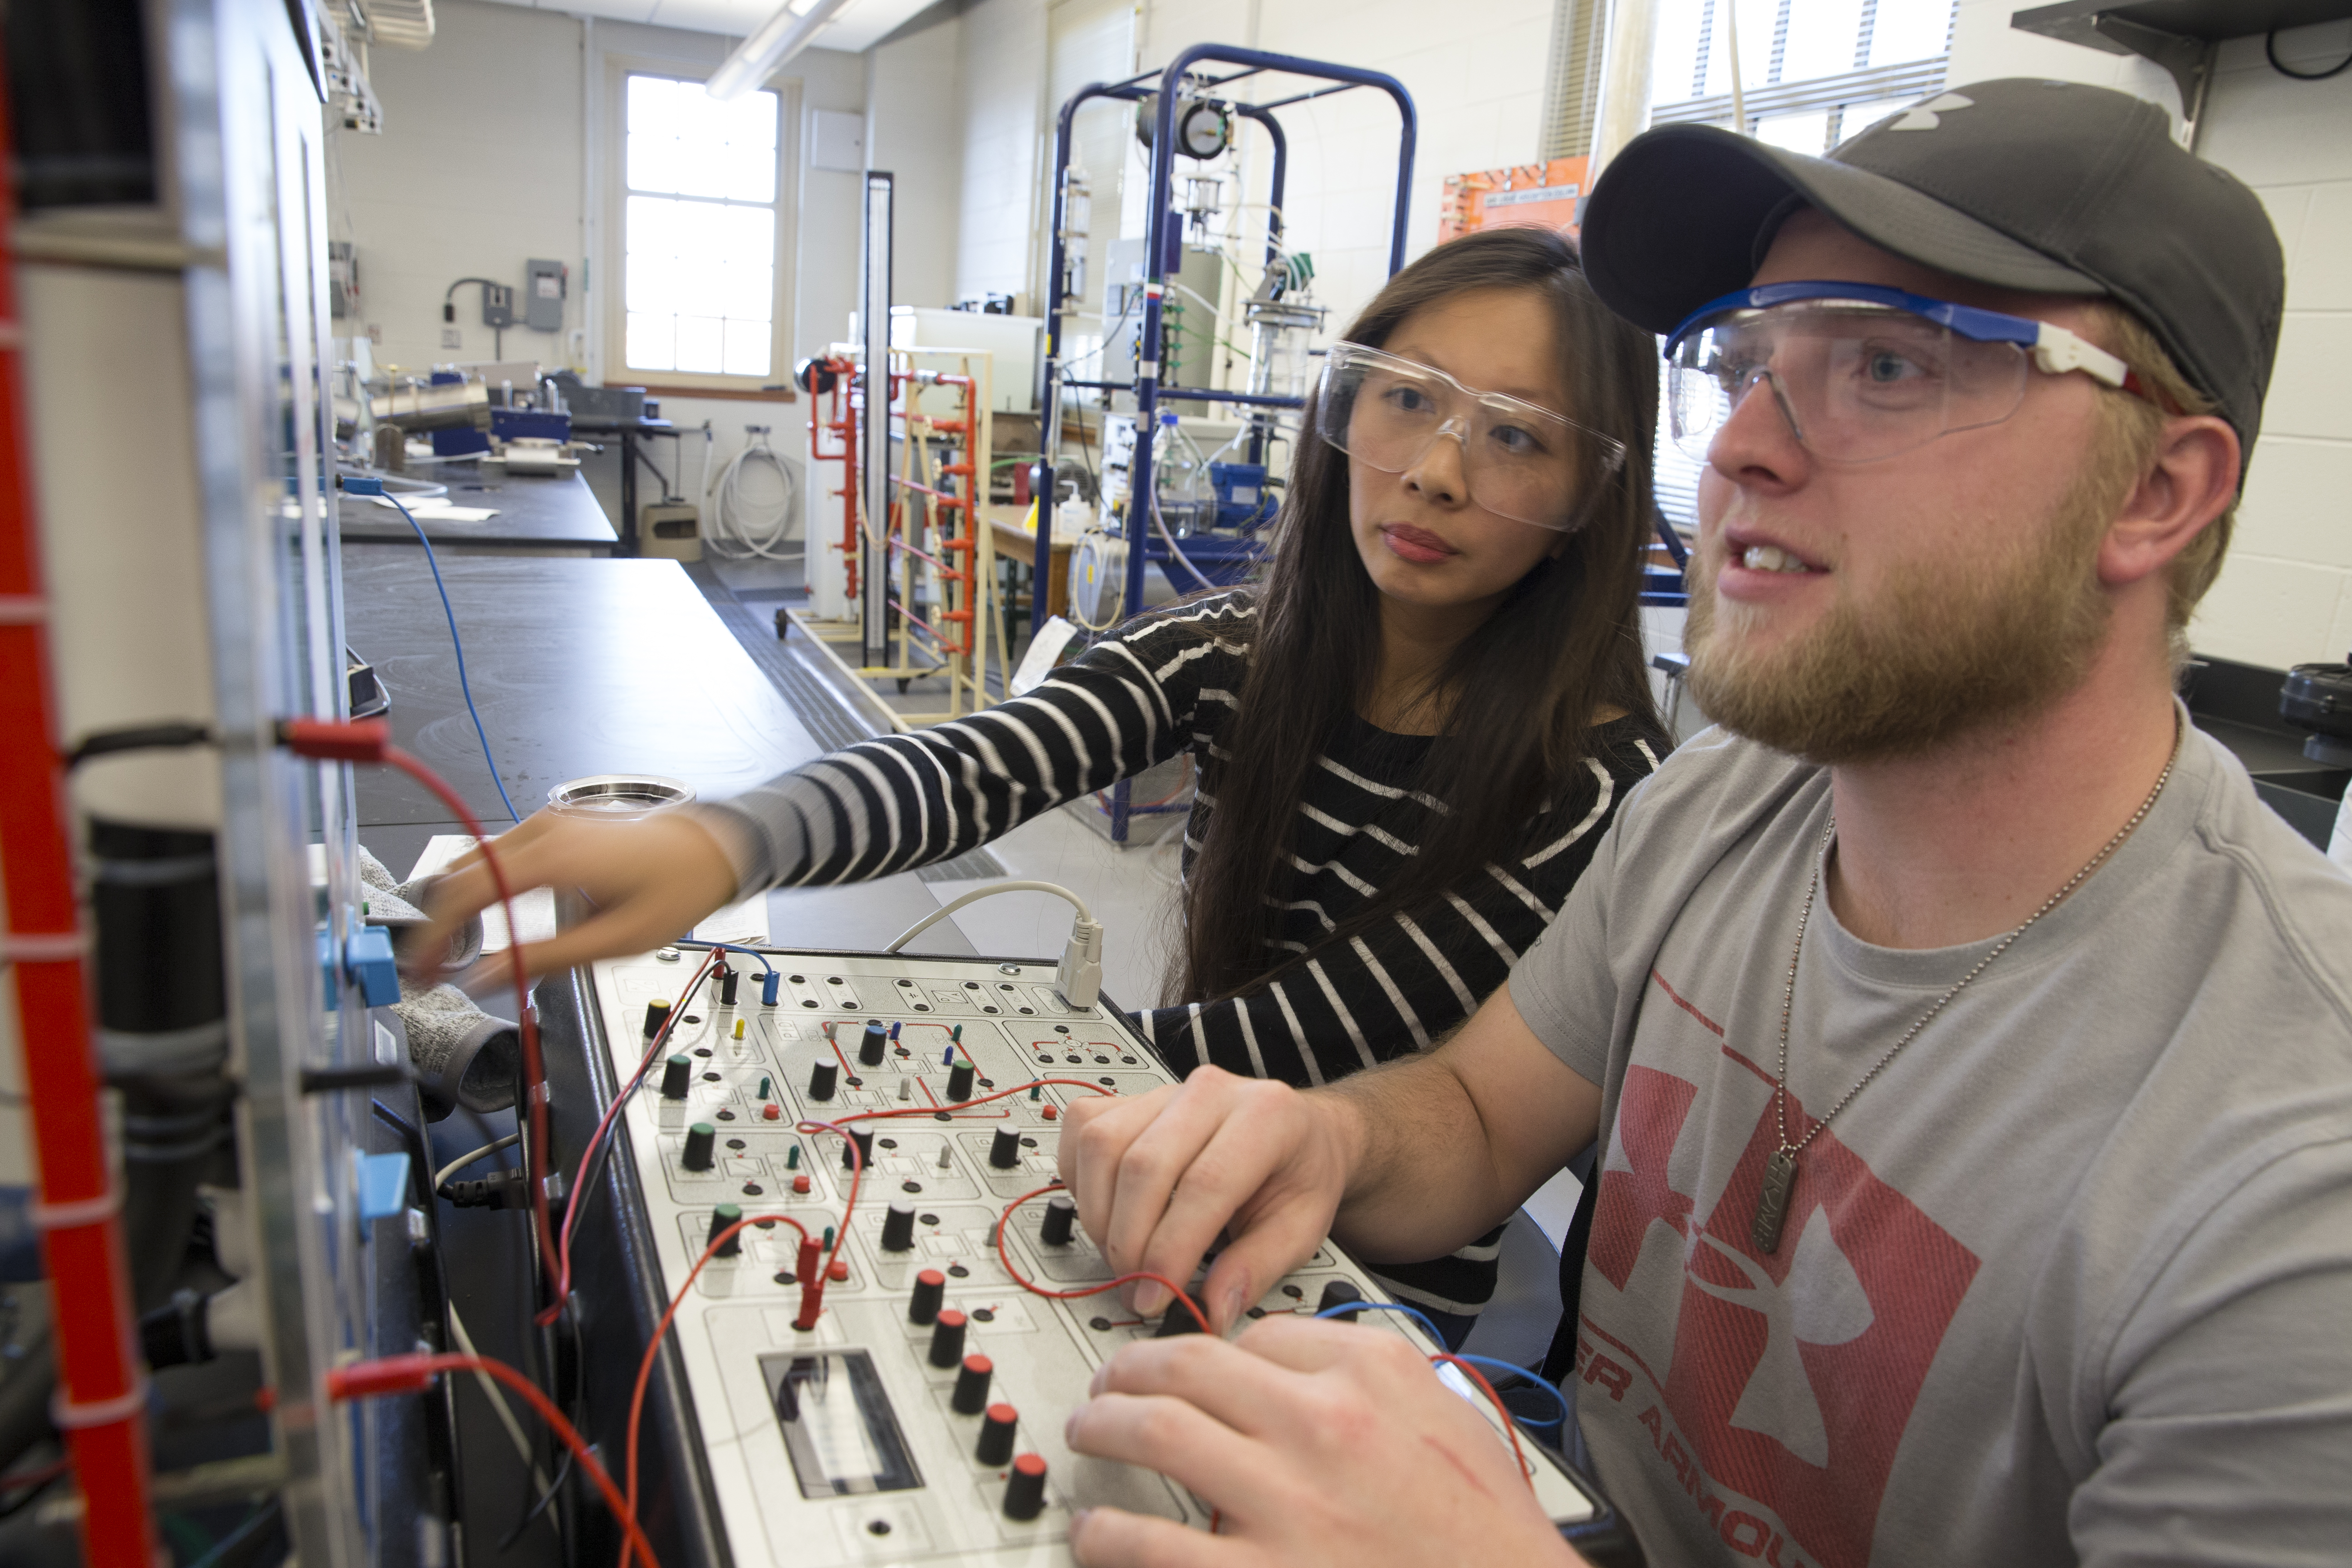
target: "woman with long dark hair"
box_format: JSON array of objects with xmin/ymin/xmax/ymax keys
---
[{"xmin": 422, "ymin": 226, "xmax": 1670, "ymax": 1341}]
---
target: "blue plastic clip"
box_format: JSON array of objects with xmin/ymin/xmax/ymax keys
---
[
  {"xmin": 345, "ymin": 926, "xmax": 401, "ymax": 1007},
  {"xmin": 762, "ymin": 970, "xmax": 781, "ymax": 1006}
]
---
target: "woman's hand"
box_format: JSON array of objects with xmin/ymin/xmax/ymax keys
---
[
  {"xmin": 408, "ymin": 808, "xmax": 743, "ymax": 985},
  {"xmin": 1064, "ymin": 1315, "xmax": 1584, "ymax": 1568},
  {"xmin": 1057, "ymin": 1066, "xmax": 1359, "ymax": 1332}
]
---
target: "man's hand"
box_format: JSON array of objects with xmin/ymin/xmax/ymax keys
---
[
  {"xmin": 1057, "ymin": 1066, "xmax": 1357, "ymax": 1333},
  {"xmin": 1064, "ymin": 1316, "xmax": 1584, "ymax": 1568},
  {"xmin": 408, "ymin": 807, "xmax": 741, "ymax": 985}
]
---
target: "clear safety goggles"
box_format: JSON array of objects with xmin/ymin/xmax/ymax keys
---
[
  {"xmin": 1315, "ymin": 342, "xmax": 1627, "ymax": 530},
  {"xmin": 1663, "ymin": 282, "xmax": 2140, "ymax": 467}
]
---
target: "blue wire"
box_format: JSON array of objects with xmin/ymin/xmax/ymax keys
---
[
  {"xmin": 1314, "ymin": 1299, "xmax": 1446, "ymax": 1343},
  {"xmin": 673, "ymin": 938, "xmax": 775, "ymax": 974},
  {"xmin": 382, "ymin": 491, "xmax": 522, "ymax": 824},
  {"xmin": 1448, "ymin": 1352, "xmax": 1570, "ymax": 1424}
]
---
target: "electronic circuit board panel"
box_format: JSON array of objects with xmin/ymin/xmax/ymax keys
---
[{"xmin": 589, "ymin": 946, "xmax": 1605, "ymax": 1566}]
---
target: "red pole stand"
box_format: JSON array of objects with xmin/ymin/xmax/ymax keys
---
[{"xmin": 0, "ymin": 40, "xmax": 162, "ymax": 1568}]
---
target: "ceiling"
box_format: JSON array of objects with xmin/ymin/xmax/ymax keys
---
[{"xmin": 472, "ymin": 0, "xmax": 945, "ymax": 56}]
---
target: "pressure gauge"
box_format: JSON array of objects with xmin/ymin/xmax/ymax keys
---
[{"xmin": 1136, "ymin": 94, "xmax": 1232, "ymax": 161}]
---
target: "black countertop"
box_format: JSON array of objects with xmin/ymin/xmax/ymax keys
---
[{"xmin": 338, "ymin": 469, "xmax": 617, "ymax": 554}]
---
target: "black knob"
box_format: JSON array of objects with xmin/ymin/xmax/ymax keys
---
[
  {"xmin": 682, "ymin": 1121, "xmax": 716, "ymax": 1172},
  {"xmin": 808, "ymin": 1059, "xmax": 837, "ymax": 1102},
  {"xmin": 909, "ymin": 1268, "xmax": 946, "ymax": 1325},
  {"xmin": 929, "ymin": 1309, "xmax": 968, "ymax": 1368},
  {"xmin": 976, "ymin": 1403, "xmax": 1018, "ymax": 1465},
  {"xmin": 1316, "ymin": 1279, "xmax": 1365, "ymax": 1318},
  {"xmin": 989, "ymin": 1127, "xmax": 1022, "ymax": 1169},
  {"xmin": 1002, "ymin": 1453, "xmax": 1048, "ymax": 1520},
  {"xmin": 858, "ymin": 1022, "xmax": 888, "ymax": 1067},
  {"xmin": 660, "ymin": 1053, "xmax": 692, "ymax": 1100},
  {"xmin": 1039, "ymin": 1194, "xmax": 1076, "ymax": 1247},
  {"xmin": 708, "ymin": 1203, "xmax": 742, "ymax": 1257},
  {"xmin": 881, "ymin": 1201, "xmax": 916, "ymax": 1252},
  {"xmin": 842, "ymin": 1127, "xmax": 874, "ymax": 1171},
  {"xmin": 719, "ymin": 967, "xmax": 740, "ymax": 1006},
  {"xmin": 643, "ymin": 999, "xmax": 673, "ymax": 1039},
  {"xmin": 947, "ymin": 1061, "xmax": 975, "ymax": 1102},
  {"xmin": 1154, "ymin": 1301, "xmax": 1205, "ymax": 1337},
  {"xmin": 952, "ymin": 1353, "xmax": 993, "ymax": 1415}
]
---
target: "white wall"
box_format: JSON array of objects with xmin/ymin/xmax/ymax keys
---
[
  {"xmin": 1950, "ymin": 5, "xmax": 2352, "ymax": 671},
  {"xmin": 868, "ymin": 4, "xmax": 968, "ymax": 313},
  {"xmin": 331, "ymin": 0, "xmax": 867, "ymax": 560}
]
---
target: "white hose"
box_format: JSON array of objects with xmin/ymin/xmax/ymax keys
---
[{"xmin": 705, "ymin": 427, "xmax": 804, "ymax": 559}]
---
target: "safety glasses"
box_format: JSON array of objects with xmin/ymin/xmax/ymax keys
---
[
  {"xmin": 1315, "ymin": 343, "xmax": 1626, "ymax": 530},
  {"xmin": 1663, "ymin": 281, "xmax": 2137, "ymax": 466}
]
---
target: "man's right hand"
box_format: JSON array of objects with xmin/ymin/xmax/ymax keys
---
[{"xmin": 1056, "ymin": 1065, "xmax": 1360, "ymax": 1335}]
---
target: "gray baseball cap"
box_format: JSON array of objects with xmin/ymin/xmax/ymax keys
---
[{"xmin": 1581, "ymin": 78, "xmax": 2283, "ymax": 452}]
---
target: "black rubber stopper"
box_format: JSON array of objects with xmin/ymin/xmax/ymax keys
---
[
  {"xmin": 1316, "ymin": 1279, "xmax": 1365, "ymax": 1317},
  {"xmin": 1002, "ymin": 1453, "xmax": 1048, "ymax": 1520},
  {"xmin": 643, "ymin": 999, "xmax": 672, "ymax": 1039},
  {"xmin": 929, "ymin": 1308, "xmax": 968, "ymax": 1368},
  {"xmin": 909, "ymin": 1268, "xmax": 946, "ymax": 1325},
  {"xmin": 843, "ymin": 1127, "xmax": 874, "ymax": 1171},
  {"xmin": 719, "ymin": 967, "xmax": 740, "ymax": 1006},
  {"xmin": 808, "ymin": 1058, "xmax": 838, "ymax": 1102},
  {"xmin": 952, "ymin": 1353, "xmax": 993, "ymax": 1415},
  {"xmin": 946, "ymin": 1061, "xmax": 975, "ymax": 1102},
  {"xmin": 858, "ymin": 1022, "xmax": 888, "ymax": 1067},
  {"xmin": 880, "ymin": 1201, "xmax": 916, "ymax": 1252},
  {"xmin": 1039, "ymin": 1194, "xmax": 1076, "ymax": 1247},
  {"xmin": 660, "ymin": 1053, "xmax": 692, "ymax": 1100},
  {"xmin": 989, "ymin": 1127, "xmax": 1022, "ymax": 1170},
  {"xmin": 708, "ymin": 1202, "xmax": 742, "ymax": 1257},
  {"xmin": 976, "ymin": 1403, "xmax": 1018, "ymax": 1466},
  {"xmin": 682, "ymin": 1122, "xmax": 716, "ymax": 1172},
  {"xmin": 1154, "ymin": 1303, "xmax": 1205, "ymax": 1337}
]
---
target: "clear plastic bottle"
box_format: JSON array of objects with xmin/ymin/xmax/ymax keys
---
[{"xmin": 1153, "ymin": 410, "xmax": 1210, "ymax": 538}]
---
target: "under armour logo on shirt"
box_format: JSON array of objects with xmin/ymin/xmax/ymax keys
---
[{"xmin": 1889, "ymin": 93, "xmax": 1975, "ymax": 131}]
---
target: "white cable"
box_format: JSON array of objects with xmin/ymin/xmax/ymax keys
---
[
  {"xmin": 448, "ymin": 1303, "xmax": 552, "ymax": 1492},
  {"xmin": 704, "ymin": 427, "xmax": 803, "ymax": 559},
  {"xmin": 436, "ymin": 1132, "xmax": 519, "ymax": 1189},
  {"xmin": 886, "ymin": 880, "xmax": 1104, "ymax": 1008}
]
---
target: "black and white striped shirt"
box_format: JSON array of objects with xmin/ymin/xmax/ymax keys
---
[{"xmin": 712, "ymin": 593, "xmax": 1662, "ymax": 1315}]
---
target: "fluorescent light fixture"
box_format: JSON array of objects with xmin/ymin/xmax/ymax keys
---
[{"xmin": 707, "ymin": 0, "xmax": 855, "ymax": 101}]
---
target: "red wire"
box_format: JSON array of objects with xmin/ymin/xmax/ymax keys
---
[
  {"xmin": 330, "ymin": 1351, "xmax": 664, "ymax": 1568},
  {"xmin": 382, "ymin": 746, "xmax": 559, "ymax": 1300},
  {"xmin": 544, "ymin": 952, "xmax": 721, "ymax": 1321},
  {"xmin": 994, "ymin": 1182, "xmax": 1214, "ymax": 1334},
  {"xmin": 1428, "ymin": 1353, "xmax": 1534, "ymax": 1485},
  {"xmin": 620, "ymin": 1209, "xmax": 817, "ymax": 1568}
]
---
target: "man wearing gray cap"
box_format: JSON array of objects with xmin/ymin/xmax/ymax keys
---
[{"xmin": 1051, "ymin": 79, "xmax": 2352, "ymax": 1568}]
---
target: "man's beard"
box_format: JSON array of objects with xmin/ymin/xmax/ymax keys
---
[{"xmin": 1683, "ymin": 487, "xmax": 2115, "ymax": 765}]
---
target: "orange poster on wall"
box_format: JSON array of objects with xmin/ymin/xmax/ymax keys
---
[{"xmin": 1437, "ymin": 156, "xmax": 1590, "ymax": 245}]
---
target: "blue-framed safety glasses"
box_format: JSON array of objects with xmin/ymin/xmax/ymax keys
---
[{"xmin": 1662, "ymin": 281, "xmax": 2135, "ymax": 466}]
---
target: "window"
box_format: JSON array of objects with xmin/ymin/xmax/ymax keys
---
[
  {"xmin": 1644, "ymin": 1, "xmax": 1956, "ymax": 538},
  {"xmin": 617, "ymin": 73, "xmax": 784, "ymax": 383}
]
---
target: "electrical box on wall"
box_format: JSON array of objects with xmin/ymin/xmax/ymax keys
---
[
  {"xmin": 480, "ymin": 282, "xmax": 515, "ymax": 329},
  {"xmin": 524, "ymin": 258, "xmax": 567, "ymax": 331},
  {"xmin": 811, "ymin": 108, "xmax": 864, "ymax": 172}
]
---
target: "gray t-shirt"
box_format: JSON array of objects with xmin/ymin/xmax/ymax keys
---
[{"xmin": 1511, "ymin": 717, "xmax": 2352, "ymax": 1568}]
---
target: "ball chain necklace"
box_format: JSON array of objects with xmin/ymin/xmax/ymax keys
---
[{"xmin": 1751, "ymin": 715, "xmax": 2183, "ymax": 1254}]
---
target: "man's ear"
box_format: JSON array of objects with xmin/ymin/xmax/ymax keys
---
[{"xmin": 2098, "ymin": 414, "xmax": 2239, "ymax": 588}]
